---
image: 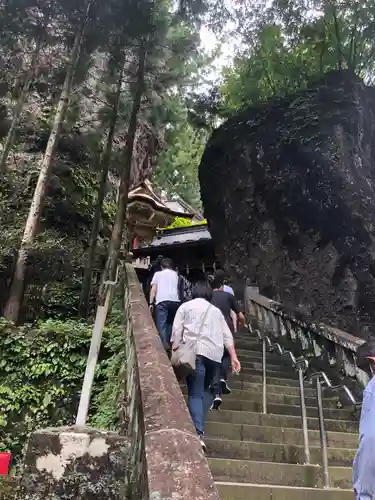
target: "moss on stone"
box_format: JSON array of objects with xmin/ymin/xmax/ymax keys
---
[{"xmin": 0, "ymin": 476, "xmax": 18, "ymax": 499}]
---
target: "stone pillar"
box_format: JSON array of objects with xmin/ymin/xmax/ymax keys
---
[{"xmin": 18, "ymin": 426, "xmax": 129, "ymax": 500}]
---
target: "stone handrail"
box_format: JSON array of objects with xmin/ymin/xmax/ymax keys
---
[
  {"xmin": 124, "ymin": 264, "xmax": 220, "ymax": 500},
  {"xmin": 244, "ymin": 286, "xmax": 369, "ymax": 400}
]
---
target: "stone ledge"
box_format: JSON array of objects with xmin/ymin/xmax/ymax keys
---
[
  {"xmin": 145, "ymin": 429, "xmax": 220, "ymax": 500},
  {"xmin": 126, "ymin": 264, "xmax": 220, "ymax": 500},
  {"xmin": 247, "ymin": 288, "xmax": 363, "ymax": 352},
  {"xmin": 0, "ymin": 476, "xmax": 17, "ymax": 500},
  {"xmin": 18, "ymin": 426, "xmax": 129, "ymax": 500}
]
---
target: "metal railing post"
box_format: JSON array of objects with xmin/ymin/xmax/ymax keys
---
[
  {"xmin": 316, "ymin": 375, "xmax": 329, "ymax": 488},
  {"xmin": 262, "ymin": 337, "xmax": 267, "ymax": 414},
  {"xmin": 297, "ymin": 365, "xmax": 310, "ymax": 464},
  {"xmin": 76, "ymin": 270, "xmax": 119, "ymax": 426}
]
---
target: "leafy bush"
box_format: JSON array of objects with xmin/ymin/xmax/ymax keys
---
[
  {"xmin": 89, "ymin": 305, "xmax": 126, "ymax": 430},
  {"xmin": 0, "ymin": 318, "xmax": 91, "ymax": 462},
  {"xmin": 0, "ymin": 304, "xmax": 126, "ymax": 464},
  {"xmin": 162, "ymin": 216, "xmax": 207, "ymax": 229}
]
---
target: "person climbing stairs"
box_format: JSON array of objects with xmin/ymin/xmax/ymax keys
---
[{"xmin": 198, "ymin": 327, "xmax": 358, "ymax": 499}]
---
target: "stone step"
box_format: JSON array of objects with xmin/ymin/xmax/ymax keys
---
[
  {"xmin": 240, "ymin": 366, "xmax": 298, "ymax": 379},
  {"xmin": 233, "ymin": 349, "xmax": 274, "ymax": 361},
  {"xmin": 206, "ymin": 410, "xmax": 358, "ymax": 433},
  {"xmin": 226, "ymin": 380, "xmax": 323, "ymax": 399},
  {"xmin": 235, "ymin": 350, "xmax": 310, "ymax": 373},
  {"xmin": 209, "ymin": 328, "xmax": 356, "ymax": 499},
  {"xmin": 220, "ymin": 389, "xmax": 339, "ymax": 409},
  {"xmin": 216, "ymin": 482, "xmax": 354, "ymax": 500},
  {"xmin": 240, "ymin": 359, "xmax": 296, "ymax": 372},
  {"xmin": 209, "ymin": 458, "xmax": 352, "ymax": 489},
  {"xmin": 235, "ymin": 341, "xmax": 263, "ymax": 351},
  {"xmin": 235, "ymin": 338, "xmax": 268, "ymax": 347},
  {"xmin": 229, "ymin": 373, "xmax": 299, "ymax": 386},
  {"xmin": 217, "ymin": 398, "xmax": 356, "ymax": 420},
  {"xmin": 235, "ymin": 348, "xmax": 293, "ymax": 363},
  {"xmin": 181, "ymin": 387, "xmax": 339, "ymax": 409},
  {"xmin": 205, "ymin": 422, "xmax": 358, "ymax": 449},
  {"xmin": 205, "ymin": 438, "xmax": 355, "ymax": 466}
]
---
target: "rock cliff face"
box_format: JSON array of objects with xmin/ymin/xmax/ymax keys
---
[{"xmin": 200, "ymin": 72, "xmax": 375, "ymax": 337}]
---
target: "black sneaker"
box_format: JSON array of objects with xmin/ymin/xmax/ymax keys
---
[
  {"xmin": 210, "ymin": 395, "xmax": 222, "ymax": 410},
  {"xmin": 220, "ymin": 378, "xmax": 231, "ymax": 395}
]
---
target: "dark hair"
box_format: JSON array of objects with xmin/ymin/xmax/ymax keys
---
[
  {"xmin": 216, "ymin": 269, "xmax": 230, "ymax": 282},
  {"xmin": 151, "ymin": 255, "xmax": 164, "ymax": 271},
  {"xmin": 211, "ymin": 273, "xmax": 224, "ymax": 290},
  {"xmin": 192, "ymin": 281, "xmax": 213, "ymax": 302},
  {"xmin": 356, "ymin": 340, "xmax": 375, "ymax": 371},
  {"xmin": 161, "ymin": 257, "xmax": 174, "ymax": 270}
]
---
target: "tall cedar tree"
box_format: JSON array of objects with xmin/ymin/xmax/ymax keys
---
[{"xmin": 3, "ymin": 0, "xmax": 93, "ymax": 323}]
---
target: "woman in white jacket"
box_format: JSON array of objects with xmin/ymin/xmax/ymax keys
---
[{"xmin": 171, "ymin": 281, "xmax": 241, "ymax": 451}]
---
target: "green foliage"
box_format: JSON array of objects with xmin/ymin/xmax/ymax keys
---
[
  {"xmin": 153, "ymin": 117, "xmax": 208, "ymax": 209},
  {"xmin": 0, "ymin": 318, "xmax": 91, "ymax": 461},
  {"xmin": 0, "ymin": 0, "xmax": 210, "ymax": 321},
  {"xmin": 0, "ymin": 303, "xmax": 125, "ymax": 463},
  {"xmin": 222, "ymin": 0, "xmax": 375, "ymax": 110},
  {"xmin": 222, "ymin": 24, "xmax": 321, "ymax": 109},
  {"xmin": 89, "ymin": 303, "xmax": 125, "ymax": 430},
  {"xmin": 0, "ymin": 126, "xmax": 102, "ymax": 321},
  {"xmin": 162, "ymin": 216, "xmax": 207, "ymax": 229}
]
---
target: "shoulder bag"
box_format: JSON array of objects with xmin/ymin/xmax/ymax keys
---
[{"xmin": 171, "ymin": 304, "xmax": 212, "ymax": 377}]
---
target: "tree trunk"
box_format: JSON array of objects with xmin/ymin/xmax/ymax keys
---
[
  {"xmin": 332, "ymin": 4, "xmax": 343, "ymax": 71},
  {"xmin": 348, "ymin": 4, "xmax": 359, "ymax": 72},
  {"xmin": 0, "ymin": 38, "xmax": 41, "ymax": 175},
  {"xmin": 79, "ymin": 62, "xmax": 125, "ymax": 318},
  {"xmin": 3, "ymin": 1, "xmax": 92, "ymax": 323},
  {"xmin": 97, "ymin": 45, "xmax": 146, "ymax": 305}
]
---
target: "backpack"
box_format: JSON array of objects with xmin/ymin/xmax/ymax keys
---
[{"xmin": 178, "ymin": 275, "xmax": 192, "ymax": 303}]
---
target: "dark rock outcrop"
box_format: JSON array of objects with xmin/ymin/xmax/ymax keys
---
[{"xmin": 200, "ymin": 71, "xmax": 375, "ymax": 337}]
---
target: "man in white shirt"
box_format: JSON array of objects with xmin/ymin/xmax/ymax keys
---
[{"xmin": 149, "ymin": 258, "xmax": 180, "ymax": 349}]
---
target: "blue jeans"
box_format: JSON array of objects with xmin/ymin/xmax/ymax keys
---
[
  {"xmin": 155, "ymin": 301, "xmax": 180, "ymax": 349},
  {"xmin": 186, "ymin": 355, "xmax": 220, "ymax": 436}
]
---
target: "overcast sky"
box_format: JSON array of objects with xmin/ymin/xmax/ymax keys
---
[{"xmin": 199, "ymin": 24, "xmax": 237, "ymax": 89}]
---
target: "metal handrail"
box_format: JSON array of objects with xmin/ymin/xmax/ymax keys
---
[
  {"xmin": 305, "ymin": 371, "xmax": 361, "ymax": 488},
  {"xmin": 253, "ymin": 325, "xmax": 361, "ymax": 407},
  {"xmin": 252, "ymin": 326, "xmax": 311, "ymax": 464},
  {"xmin": 307, "ymin": 371, "xmax": 361, "ymax": 406},
  {"xmin": 250, "ymin": 325, "xmax": 361, "ymax": 487}
]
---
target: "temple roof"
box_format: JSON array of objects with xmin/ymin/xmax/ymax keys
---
[
  {"xmin": 133, "ymin": 223, "xmax": 212, "ymax": 254},
  {"xmin": 128, "ymin": 180, "xmax": 194, "ymax": 219}
]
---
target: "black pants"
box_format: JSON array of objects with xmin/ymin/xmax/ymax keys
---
[{"xmin": 211, "ymin": 348, "xmax": 230, "ymax": 395}]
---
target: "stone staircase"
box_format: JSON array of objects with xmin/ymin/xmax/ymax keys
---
[{"xmin": 205, "ymin": 328, "xmax": 358, "ymax": 499}]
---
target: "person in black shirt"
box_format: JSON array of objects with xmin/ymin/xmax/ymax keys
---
[{"xmin": 210, "ymin": 273, "xmax": 245, "ymax": 409}]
